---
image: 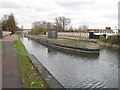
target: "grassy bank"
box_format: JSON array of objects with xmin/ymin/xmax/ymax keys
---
[
  {"xmin": 48, "ymin": 38, "xmax": 99, "ymax": 49},
  {"xmin": 99, "ymin": 35, "xmax": 120, "ymax": 46},
  {"xmin": 29, "ymin": 35, "xmax": 99, "ymax": 49},
  {"xmin": 12, "ymin": 40, "xmax": 48, "ymax": 88}
]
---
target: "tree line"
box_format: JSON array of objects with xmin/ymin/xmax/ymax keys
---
[
  {"xmin": 0, "ymin": 13, "xmax": 88, "ymax": 35},
  {"xmin": 31, "ymin": 16, "xmax": 88, "ymax": 35},
  {"xmin": 31, "ymin": 16, "xmax": 71, "ymax": 34}
]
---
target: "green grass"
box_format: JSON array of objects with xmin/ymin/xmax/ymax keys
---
[
  {"xmin": 31, "ymin": 35, "xmax": 99, "ymax": 49},
  {"xmin": 47, "ymin": 38, "xmax": 99, "ymax": 49},
  {"xmin": 12, "ymin": 40, "xmax": 48, "ymax": 88}
]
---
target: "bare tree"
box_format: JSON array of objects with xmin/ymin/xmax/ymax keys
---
[
  {"xmin": 78, "ymin": 25, "xmax": 82, "ymax": 32},
  {"xmin": 68, "ymin": 26, "xmax": 74, "ymax": 32},
  {"xmin": 55, "ymin": 16, "xmax": 71, "ymax": 31},
  {"xmin": 40, "ymin": 20, "xmax": 47, "ymax": 28},
  {"xmin": 32, "ymin": 20, "xmax": 53, "ymax": 34},
  {"xmin": 32, "ymin": 20, "xmax": 52, "ymax": 29},
  {"xmin": 80, "ymin": 25, "xmax": 88, "ymax": 32},
  {"xmin": 32, "ymin": 21, "xmax": 41, "ymax": 28},
  {"xmin": 46, "ymin": 22, "xmax": 52, "ymax": 29}
]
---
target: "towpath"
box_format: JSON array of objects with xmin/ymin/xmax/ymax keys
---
[{"xmin": 2, "ymin": 34, "xmax": 23, "ymax": 88}]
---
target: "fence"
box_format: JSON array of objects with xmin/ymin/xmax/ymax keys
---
[{"xmin": 58, "ymin": 32, "xmax": 89, "ymax": 38}]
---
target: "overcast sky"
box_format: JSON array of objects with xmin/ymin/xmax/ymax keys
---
[{"xmin": 0, "ymin": 0, "xmax": 119, "ymax": 29}]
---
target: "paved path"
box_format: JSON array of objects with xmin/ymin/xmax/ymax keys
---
[
  {"xmin": 2, "ymin": 34, "xmax": 23, "ymax": 88},
  {"xmin": 0, "ymin": 40, "xmax": 2, "ymax": 89}
]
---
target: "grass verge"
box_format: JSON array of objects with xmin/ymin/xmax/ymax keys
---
[{"xmin": 12, "ymin": 40, "xmax": 48, "ymax": 88}]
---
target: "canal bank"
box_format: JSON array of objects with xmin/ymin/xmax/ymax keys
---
[
  {"xmin": 97, "ymin": 41, "xmax": 120, "ymax": 48},
  {"xmin": 27, "ymin": 53, "xmax": 64, "ymax": 88},
  {"xmin": 21, "ymin": 36, "xmax": 118, "ymax": 88},
  {"xmin": 25, "ymin": 35, "xmax": 100, "ymax": 54}
]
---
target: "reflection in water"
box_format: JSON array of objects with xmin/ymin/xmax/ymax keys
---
[
  {"xmin": 21, "ymin": 36, "xmax": 118, "ymax": 88},
  {"xmin": 47, "ymin": 47, "xmax": 99, "ymax": 60}
]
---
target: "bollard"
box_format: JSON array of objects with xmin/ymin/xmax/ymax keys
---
[{"xmin": 0, "ymin": 30, "xmax": 2, "ymax": 38}]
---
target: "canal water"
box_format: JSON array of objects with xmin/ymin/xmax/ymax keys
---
[{"xmin": 21, "ymin": 36, "xmax": 118, "ymax": 88}]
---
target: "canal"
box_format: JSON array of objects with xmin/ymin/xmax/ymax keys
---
[{"xmin": 21, "ymin": 36, "xmax": 118, "ymax": 88}]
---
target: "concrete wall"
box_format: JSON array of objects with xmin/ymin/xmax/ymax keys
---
[
  {"xmin": 46, "ymin": 30, "xmax": 119, "ymax": 39},
  {"xmin": 58, "ymin": 32, "xmax": 89, "ymax": 38},
  {"xmin": 88, "ymin": 29, "xmax": 119, "ymax": 35},
  {"xmin": 3, "ymin": 31, "xmax": 10, "ymax": 36},
  {"xmin": 58, "ymin": 31, "xmax": 119, "ymax": 38}
]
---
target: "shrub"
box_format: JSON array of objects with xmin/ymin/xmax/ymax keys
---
[
  {"xmin": 107, "ymin": 35, "xmax": 120, "ymax": 46},
  {"xmin": 99, "ymin": 35, "xmax": 106, "ymax": 41},
  {"xmin": 31, "ymin": 27, "xmax": 47, "ymax": 35}
]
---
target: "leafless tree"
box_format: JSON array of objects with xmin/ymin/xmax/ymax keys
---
[
  {"xmin": 32, "ymin": 20, "xmax": 52, "ymax": 29},
  {"xmin": 78, "ymin": 25, "xmax": 88, "ymax": 32},
  {"xmin": 55, "ymin": 16, "xmax": 71, "ymax": 31},
  {"xmin": 32, "ymin": 20, "xmax": 53, "ymax": 34},
  {"xmin": 32, "ymin": 21, "xmax": 41, "ymax": 28}
]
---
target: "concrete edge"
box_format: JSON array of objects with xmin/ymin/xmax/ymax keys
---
[{"xmin": 27, "ymin": 53, "xmax": 65, "ymax": 88}]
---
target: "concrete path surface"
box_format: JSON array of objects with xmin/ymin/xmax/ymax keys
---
[
  {"xmin": 0, "ymin": 40, "xmax": 2, "ymax": 89},
  {"xmin": 2, "ymin": 34, "xmax": 23, "ymax": 88}
]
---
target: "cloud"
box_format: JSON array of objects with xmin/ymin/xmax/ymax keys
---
[
  {"xmin": 55, "ymin": 1, "xmax": 94, "ymax": 8},
  {"xmin": 0, "ymin": 1, "xmax": 23, "ymax": 9},
  {"xmin": 0, "ymin": 0, "xmax": 119, "ymax": 29}
]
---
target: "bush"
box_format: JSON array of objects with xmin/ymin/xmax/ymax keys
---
[
  {"xmin": 99, "ymin": 35, "xmax": 106, "ymax": 41},
  {"xmin": 31, "ymin": 27, "xmax": 47, "ymax": 35},
  {"xmin": 107, "ymin": 35, "xmax": 120, "ymax": 46}
]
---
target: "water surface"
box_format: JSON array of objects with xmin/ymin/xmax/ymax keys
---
[{"xmin": 21, "ymin": 36, "xmax": 118, "ymax": 88}]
